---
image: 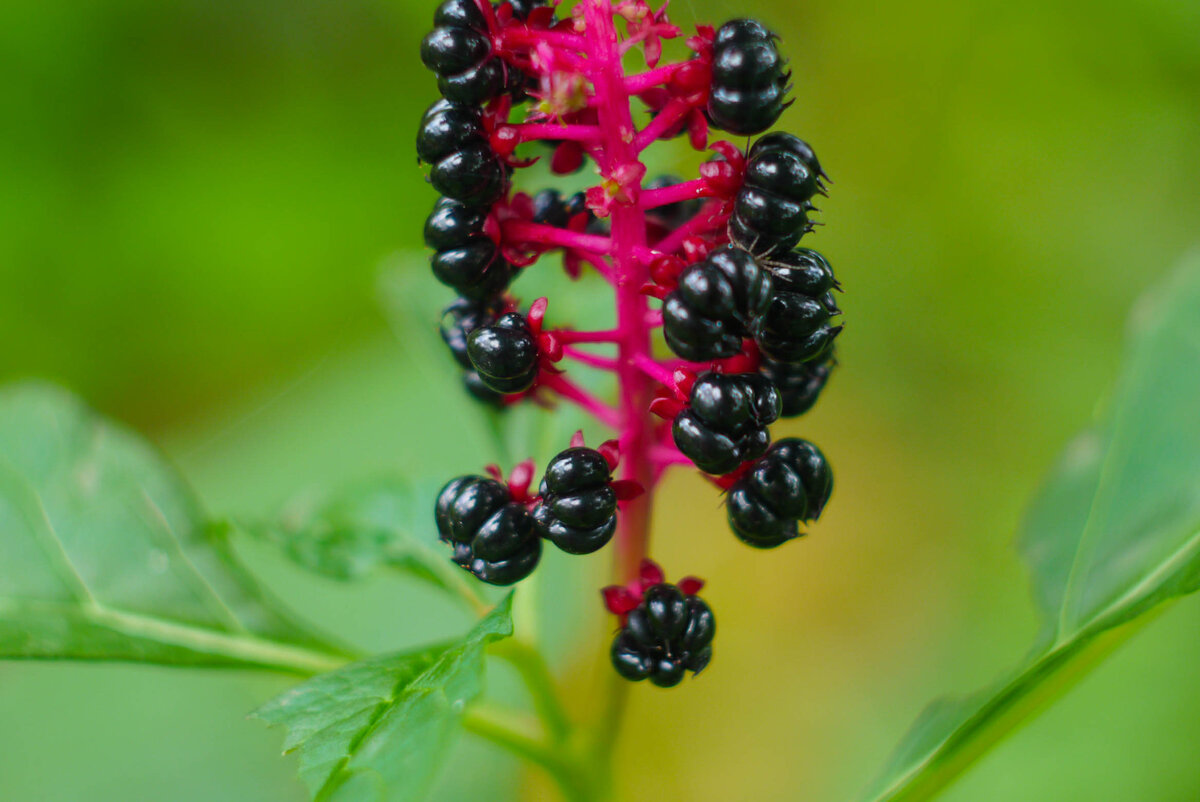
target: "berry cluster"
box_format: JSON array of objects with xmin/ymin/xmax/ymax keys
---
[{"xmin": 416, "ymin": 0, "xmax": 846, "ymax": 687}]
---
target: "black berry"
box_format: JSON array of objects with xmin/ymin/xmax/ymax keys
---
[
  {"xmin": 467, "ymin": 312, "xmax": 540, "ymax": 393},
  {"xmin": 673, "ymin": 372, "xmax": 780, "ymax": 474},
  {"xmin": 725, "ymin": 438, "xmax": 832, "ymax": 548},
  {"xmin": 506, "ymin": 0, "xmax": 549, "ymax": 20},
  {"xmin": 425, "ymin": 196, "xmax": 512, "ymax": 299},
  {"xmin": 662, "ymin": 245, "xmax": 774, "ymax": 361},
  {"xmin": 611, "ymin": 584, "xmax": 715, "ymax": 687},
  {"xmin": 729, "ymin": 133, "xmax": 827, "ymax": 257},
  {"xmin": 436, "ymin": 475, "xmax": 541, "ymax": 584},
  {"xmin": 417, "ymin": 100, "xmax": 507, "ymax": 207},
  {"xmin": 532, "ymin": 447, "xmax": 618, "ymax": 554},
  {"xmin": 440, "ymin": 297, "xmax": 506, "ymax": 405},
  {"xmin": 752, "ymin": 247, "xmax": 842, "ymax": 363},
  {"xmin": 760, "ymin": 350, "xmax": 836, "ymax": 417},
  {"xmin": 707, "ymin": 19, "xmax": 791, "ymax": 136},
  {"xmin": 421, "ymin": 0, "xmax": 508, "ymax": 105}
]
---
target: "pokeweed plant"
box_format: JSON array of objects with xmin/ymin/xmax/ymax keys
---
[{"xmin": 3, "ymin": 1, "xmax": 1200, "ymax": 800}]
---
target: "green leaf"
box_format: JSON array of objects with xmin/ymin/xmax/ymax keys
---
[
  {"xmin": 254, "ymin": 593, "xmax": 514, "ymax": 801},
  {"xmin": 865, "ymin": 251, "xmax": 1200, "ymax": 802},
  {"xmin": 247, "ymin": 477, "xmax": 471, "ymax": 589},
  {"xmin": 0, "ymin": 382, "xmax": 347, "ymax": 674}
]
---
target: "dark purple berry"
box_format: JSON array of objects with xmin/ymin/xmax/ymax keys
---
[
  {"xmin": 760, "ymin": 350, "xmax": 835, "ymax": 417},
  {"xmin": 611, "ymin": 583, "xmax": 715, "ymax": 687},
  {"xmin": 417, "ymin": 100, "xmax": 507, "ymax": 207},
  {"xmin": 440, "ymin": 297, "xmax": 508, "ymax": 406},
  {"xmin": 467, "ymin": 313, "xmax": 539, "ymax": 393},
  {"xmin": 436, "ymin": 475, "xmax": 540, "ymax": 584},
  {"xmin": 707, "ymin": 19, "xmax": 791, "ymax": 136},
  {"xmin": 421, "ymin": 0, "xmax": 510, "ymax": 105},
  {"xmin": 425, "ymin": 197, "xmax": 511, "ymax": 298},
  {"xmin": 673, "ymin": 372, "xmax": 780, "ymax": 474},
  {"xmin": 725, "ymin": 438, "xmax": 832, "ymax": 548},
  {"xmin": 533, "ymin": 447, "xmax": 618, "ymax": 554},
  {"xmin": 662, "ymin": 246, "xmax": 774, "ymax": 361},
  {"xmin": 730, "ymin": 133, "xmax": 826, "ymax": 257},
  {"xmin": 751, "ymin": 248, "xmax": 842, "ymax": 364}
]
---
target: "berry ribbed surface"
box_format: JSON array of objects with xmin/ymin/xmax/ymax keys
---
[
  {"xmin": 662, "ymin": 245, "xmax": 774, "ymax": 361},
  {"xmin": 425, "ymin": 196, "xmax": 512, "ymax": 299},
  {"xmin": 730, "ymin": 132, "xmax": 827, "ymax": 257},
  {"xmin": 533, "ymin": 447, "xmax": 618, "ymax": 554},
  {"xmin": 467, "ymin": 312, "xmax": 540, "ymax": 394},
  {"xmin": 726, "ymin": 438, "xmax": 833, "ymax": 548},
  {"xmin": 707, "ymin": 19, "xmax": 791, "ymax": 136},
  {"xmin": 436, "ymin": 475, "xmax": 541, "ymax": 584},
  {"xmin": 611, "ymin": 583, "xmax": 715, "ymax": 687},
  {"xmin": 753, "ymin": 247, "xmax": 842, "ymax": 363},
  {"xmin": 420, "ymin": 0, "xmax": 507, "ymax": 105},
  {"xmin": 417, "ymin": 100, "xmax": 507, "ymax": 207},
  {"xmin": 673, "ymin": 372, "xmax": 780, "ymax": 474},
  {"xmin": 760, "ymin": 350, "xmax": 836, "ymax": 417}
]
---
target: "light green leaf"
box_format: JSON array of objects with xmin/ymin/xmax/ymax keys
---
[
  {"xmin": 246, "ymin": 477, "xmax": 473, "ymax": 591},
  {"xmin": 0, "ymin": 382, "xmax": 347, "ymax": 674},
  {"xmin": 254, "ymin": 593, "xmax": 514, "ymax": 801},
  {"xmin": 866, "ymin": 251, "xmax": 1200, "ymax": 801}
]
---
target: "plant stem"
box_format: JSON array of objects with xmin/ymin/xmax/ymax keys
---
[
  {"xmin": 493, "ymin": 638, "xmax": 573, "ymax": 743},
  {"xmin": 463, "ymin": 704, "xmax": 599, "ymax": 802}
]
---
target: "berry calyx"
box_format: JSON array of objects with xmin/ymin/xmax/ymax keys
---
[{"xmin": 607, "ymin": 574, "xmax": 715, "ymax": 687}]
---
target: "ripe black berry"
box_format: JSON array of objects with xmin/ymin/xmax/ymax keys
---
[
  {"xmin": 436, "ymin": 475, "xmax": 541, "ymax": 584},
  {"xmin": 507, "ymin": 0, "xmax": 549, "ymax": 20},
  {"xmin": 725, "ymin": 438, "xmax": 832, "ymax": 548},
  {"xmin": 673, "ymin": 372, "xmax": 780, "ymax": 474},
  {"xmin": 707, "ymin": 19, "xmax": 791, "ymax": 136},
  {"xmin": 467, "ymin": 312, "xmax": 540, "ymax": 394},
  {"xmin": 760, "ymin": 350, "xmax": 836, "ymax": 417},
  {"xmin": 440, "ymin": 297, "xmax": 506, "ymax": 405},
  {"xmin": 729, "ymin": 133, "xmax": 827, "ymax": 257},
  {"xmin": 662, "ymin": 245, "xmax": 774, "ymax": 361},
  {"xmin": 425, "ymin": 196, "xmax": 512, "ymax": 299},
  {"xmin": 417, "ymin": 100, "xmax": 507, "ymax": 207},
  {"xmin": 753, "ymin": 247, "xmax": 842, "ymax": 363},
  {"xmin": 421, "ymin": 0, "xmax": 508, "ymax": 105},
  {"xmin": 532, "ymin": 447, "xmax": 617, "ymax": 554},
  {"xmin": 611, "ymin": 584, "xmax": 715, "ymax": 687}
]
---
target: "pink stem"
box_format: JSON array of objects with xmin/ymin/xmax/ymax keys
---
[
  {"xmin": 509, "ymin": 122, "xmax": 604, "ymax": 143},
  {"xmin": 633, "ymin": 97, "xmax": 698, "ymax": 151},
  {"xmin": 623, "ymin": 62, "xmax": 688, "ymax": 93},
  {"xmin": 562, "ymin": 346, "xmax": 620, "ymax": 371},
  {"xmin": 500, "ymin": 30, "xmax": 588, "ymax": 50},
  {"xmin": 640, "ymin": 178, "xmax": 713, "ymax": 210},
  {"xmin": 650, "ymin": 446, "xmax": 694, "ymax": 468},
  {"xmin": 572, "ymin": 250, "xmax": 617, "ymax": 282},
  {"xmin": 584, "ymin": 0, "xmax": 656, "ymax": 586},
  {"xmin": 630, "ymin": 352, "xmax": 676, "ymax": 387},
  {"xmin": 653, "ymin": 200, "xmax": 728, "ymax": 255},
  {"xmin": 539, "ymin": 373, "xmax": 622, "ymax": 428},
  {"xmin": 644, "ymin": 308, "xmax": 663, "ymax": 327},
  {"xmin": 503, "ymin": 221, "xmax": 614, "ymax": 254},
  {"xmin": 556, "ymin": 328, "xmax": 623, "ymax": 344}
]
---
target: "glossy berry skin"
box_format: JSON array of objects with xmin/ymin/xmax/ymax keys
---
[
  {"xmin": 417, "ymin": 100, "xmax": 507, "ymax": 207},
  {"xmin": 467, "ymin": 313, "xmax": 539, "ymax": 393},
  {"xmin": 440, "ymin": 297, "xmax": 505, "ymax": 405},
  {"xmin": 533, "ymin": 447, "xmax": 618, "ymax": 554},
  {"xmin": 707, "ymin": 19, "xmax": 790, "ymax": 136},
  {"xmin": 530, "ymin": 188, "xmax": 590, "ymax": 229},
  {"xmin": 730, "ymin": 133, "xmax": 826, "ymax": 257},
  {"xmin": 753, "ymin": 247, "xmax": 842, "ymax": 363},
  {"xmin": 436, "ymin": 476, "xmax": 541, "ymax": 584},
  {"xmin": 725, "ymin": 438, "xmax": 832, "ymax": 548},
  {"xmin": 420, "ymin": 0, "xmax": 507, "ymax": 105},
  {"xmin": 663, "ymin": 245, "xmax": 774, "ymax": 361},
  {"xmin": 611, "ymin": 584, "xmax": 715, "ymax": 687},
  {"xmin": 673, "ymin": 372, "xmax": 780, "ymax": 474},
  {"xmin": 425, "ymin": 196, "xmax": 511, "ymax": 299},
  {"xmin": 507, "ymin": 0, "xmax": 548, "ymax": 20},
  {"xmin": 760, "ymin": 350, "xmax": 835, "ymax": 417}
]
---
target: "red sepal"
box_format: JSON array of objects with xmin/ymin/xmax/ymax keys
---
[
  {"xmin": 639, "ymin": 283, "xmax": 671, "ymax": 300},
  {"xmin": 508, "ymin": 459, "xmax": 537, "ymax": 501},
  {"xmin": 602, "ymin": 585, "xmax": 640, "ymax": 615},
  {"xmin": 638, "ymin": 558, "xmax": 665, "ymax": 588},
  {"xmin": 551, "ymin": 141, "xmax": 584, "ymax": 174},
  {"xmin": 678, "ymin": 576, "xmax": 705, "ymax": 596},
  {"xmin": 485, "ymin": 463, "xmax": 504, "ymax": 483},
  {"xmin": 597, "ymin": 438, "xmax": 621, "ymax": 469},
  {"xmin": 649, "ymin": 396, "xmax": 683, "ymax": 419},
  {"xmin": 570, "ymin": 429, "xmax": 587, "ymax": 448},
  {"xmin": 527, "ymin": 297, "xmax": 549, "ymax": 333}
]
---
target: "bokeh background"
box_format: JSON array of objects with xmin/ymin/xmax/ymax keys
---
[{"xmin": 3, "ymin": 0, "xmax": 1200, "ymax": 799}]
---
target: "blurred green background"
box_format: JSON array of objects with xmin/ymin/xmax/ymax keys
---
[{"xmin": 3, "ymin": 0, "xmax": 1200, "ymax": 799}]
